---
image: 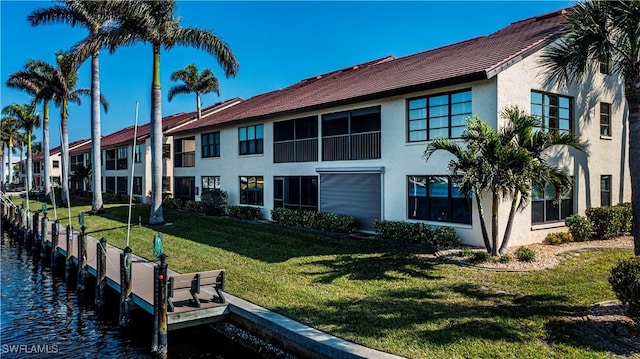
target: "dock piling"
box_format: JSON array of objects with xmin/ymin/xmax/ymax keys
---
[
  {"xmin": 77, "ymin": 225, "xmax": 87, "ymax": 291},
  {"xmin": 31, "ymin": 212, "xmax": 39, "ymax": 252},
  {"xmin": 119, "ymin": 246, "xmax": 133, "ymax": 327},
  {"xmin": 40, "ymin": 213, "xmax": 48, "ymax": 257},
  {"xmin": 65, "ymin": 225, "xmax": 74, "ymax": 282},
  {"xmin": 96, "ymin": 237, "xmax": 107, "ymax": 307},
  {"xmin": 152, "ymin": 254, "xmax": 169, "ymax": 357},
  {"xmin": 51, "ymin": 220, "xmax": 59, "ymax": 272}
]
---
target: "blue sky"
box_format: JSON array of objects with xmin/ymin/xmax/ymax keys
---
[{"xmin": 1, "ymin": 1, "xmax": 573, "ymax": 149}]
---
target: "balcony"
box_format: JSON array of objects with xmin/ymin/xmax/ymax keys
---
[
  {"xmin": 274, "ymin": 138, "xmax": 318, "ymax": 163},
  {"xmin": 322, "ymin": 131, "xmax": 380, "ymax": 161},
  {"xmin": 175, "ymin": 152, "xmax": 195, "ymax": 167}
]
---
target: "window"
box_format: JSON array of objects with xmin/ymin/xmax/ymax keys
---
[
  {"xmin": 601, "ymin": 175, "xmax": 612, "ymax": 207},
  {"xmin": 52, "ymin": 160, "xmax": 59, "ymax": 168},
  {"xmin": 532, "ymin": 182, "xmax": 573, "ymax": 224},
  {"xmin": 600, "ymin": 102, "xmax": 611, "ymax": 137},
  {"xmin": 117, "ymin": 147, "xmax": 128, "ymax": 170},
  {"xmin": 322, "ymin": 106, "xmax": 381, "ymax": 161},
  {"xmin": 133, "ymin": 177, "xmax": 142, "ymax": 195},
  {"xmin": 105, "ymin": 176, "xmax": 115, "ymax": 193},
  {"xmin": 408, "ymin": 176, "xmax": 471, "ymax": 224},
  {"xmin": 162, "ymin": 176, "xmax": 171, "ymax": 192},
  {"xmin": 531, "ymin": 91, "xmax": 572, "ymax": 134},
  {"xmin": 202, "ymin": 132, "xmax": 221, "ymax": 158},
  {"xmin": 408, "ymin": 89, "xmax": 472, "ymax": 142},
  {"xmin": 163, "ymin": 144, "xmax": 171, "ymax": 159},
  {"xmin": 240, "ymin": 176, "xmax": 263, "ymax": 205},
  {"xmin": 105, "ymin": 149, "xmax": 116, "ymax": 170},
  {"xmin": 174, "ymin": 137, "xmax": 195, "ymax": 167},
  {"xmin": 239, "ymin": 124, "xmax": 264, "ymax": 155},
  {"xmin": 34, "ymin": 161, "xmax": 41, "ymax": 174},
  {"xmin": 52, "ymin": 177, "xmax": 60, "ymax": 186},
  {"xmin": 134, "ymin": 144, "xmax": 144, "ymax": 163},
  {"xmin": 117, "ymin": 176, "xmax": 127, "ymax": 194},
  {"xmin": 70, "ymin": 155, "xmax": 78, "ymax": 172},
  {"xmin": 274, "ymin": 117, "xmax": 318, "ymax": 163},
  {"xmin": 600, "ymin": 58, "xmax": 610, "ymax": 74},
  {"xmin": 84, "ymin": 152, "xmax": 91, "ymax": 167},
  {"xmin": 202, "ymin": 176, "xmax": 221, "ymax": 192},
  {"xmin": 174, "ymin": 177, "xmax": 195, "ymax": 200},
  {"xmin": 274, "ymin": 176, "xmax": 318, "ymax": 211}
]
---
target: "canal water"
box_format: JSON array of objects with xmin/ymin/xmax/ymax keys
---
[{"xmin": 0, "ymin": 235, "xmax": 264, "ymax": 358}]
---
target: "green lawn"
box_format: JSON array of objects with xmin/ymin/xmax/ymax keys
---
[{"xmin": 15, "ymin": 199, "xmax": 634, "ymax": 358}]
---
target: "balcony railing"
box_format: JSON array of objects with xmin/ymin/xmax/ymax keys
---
[
  {"xmin": 175, "ymin": 152, "xmax": 195, "ymax": 167},
  {"xmin": 322, "ymin": 131, "xmax": 381, "ymax": 161},
  {"xmin": 274, "ymin": 138, "xmax": 318, "ymax": 163}
]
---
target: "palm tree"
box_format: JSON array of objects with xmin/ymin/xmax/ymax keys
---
[
  {"xmin": 540, "ymin": 0, "xmax": 640, "ymax": 254},
  {"xmin": 168, "ymin": 63, "xmax": 220, "ymax": 120},
  {"xmin": 7, "ymin": 61, "xmax": 55, "ymax": 199},
  {"xmin": 82, "ymin": 0, "xmax": 239, "ymax": 224},
  {"xmin": 425, "ymin": 117, "xmax": 527, "ymax": 255},
  {"xmin": 23, "ymin": 52, "xmax": 108, "ymax": 206},
  {"xmin": 0, "ymin": 116, "xmax": 19, "ymax": 186},
  {"xmin": 70, "ymin": 163, "xmax": 91, "ymax": 194},
  {"xmin": 2, "ymin": 103, "xmax": 42, "ymax": 192},
  {"xmin": 29, "ymin": 0, "xmax": 117, "ymax": 213},
  {"xmin": 497, "ymin": 106, "xmax": 587, "ymax": 254}
]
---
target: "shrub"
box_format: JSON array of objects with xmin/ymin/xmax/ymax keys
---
[
  {"xmin": 609, "ymin": 256, "xmax": 640, "ymax": 320},
  {"xmin": 515, "ymin": 247, "xmax": 536, "ymax": 262},
  {"xmin": 185, "ymin": 200, "xmax": 203, "ymax": 213},
  {"xmin": 163, "ymin": 197, "xmax": 183, "ymax": 209},
  {"xmin": 460, "ymin": 248, "xmax": 474, "ymax": 257},
  {"xmin": 227, "ymin": 205, "xmax": 263, "ymax": 220},
  {"xmin": 617, "ymin": 202, "xmax": 633, "ymax": 234},
  {"xmin": 471, "ymin": 251, "xmax": 491, "ymax": 263},
  {"xmin": 373, "ymin": 220, "xmax": 432, "ymax": 244},
  {"xmin": 271, "ymin": 207, "xmax": 356, "ymax": 234},
  {"xmin": 543, "ymin": 232, "xmax": 573, "ymax": 245},
  {"xmin": 373, "ymin": 220, "xmax": 459, "ymax": 247},
  {"xmin": 499, "ymin": 254, "xmax": 512, "ymax": 263},
  {"xmin": 432, "ymin": 226, "xmax": 461, "ymax": 247},
  {"xmin": 565, "ymin": 214, "xmax": 593, "ymax": 242},
  {"xmin": 201, "ymin": 190, "xmax": 228, "ymax": 216},
  {"xmin": 586, "ymin": 205, "xmax": 630, "ymax": 240}
]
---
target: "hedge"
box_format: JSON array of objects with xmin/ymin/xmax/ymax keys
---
[
  {"xmin": 270, "ymin": 207, "xmax": 357, "ymax": 234},
  {"xmin": 585, "ymin": 203, "xmax": 632, "ymax": 240},
  {"xmin": 373, "ymin": 220, "xmax": 460, "ymax": 247},
  {"xmin": 228, "ymin": 205, "xmax": 263, "ymax": 220}
]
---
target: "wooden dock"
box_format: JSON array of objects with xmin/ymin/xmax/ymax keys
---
[{"xmin": 0, "ymin": 198, "xmax": 228, "ymax": 358}]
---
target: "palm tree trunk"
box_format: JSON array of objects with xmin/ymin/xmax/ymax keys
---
[
  {"xmin": 61, "ymin": 100, "xmax": 70, "ymax": 207},
  {"xmin": 626, "ymin": 74, "xmax": 640, "ymax": 256},
  {"xmin": 91, "ymin": 52, "xmax": 104, "ymax": 213},
  {"xmin": 18, "ymin": 146, "xmax": 24, "ymax": 186},
  {"xmin": 26, "ymin": 132, "xmax": 32, "ymax": 192},
  {"xmin": 474, "ymin": 191, "xmax": 492, "ymax": 253},
  {"xmin": 196, "ymin": 92, "xmax": 201, "ymax": 120},
  {"xmin": 149, "ymin": 45, "xmax": 165, "ymax": 224},
  {"xmin": 499, "ymin": 192, "xmax": 519, "ymax": 255},
  {"xmin": 491, "ymin": 190, "xmax": 499, "ymax": 256},
  {"xmin": 7, "ymin": 139, "xmax": 13, "ymax": 185},
  {"xmin": 42, "ymin": 101, "xmax": 51, "ymax": 199}
]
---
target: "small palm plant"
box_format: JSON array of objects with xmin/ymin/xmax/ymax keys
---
[{"xmin": 168, "ymin": 63, "xmax": 220, "ymax": 120}]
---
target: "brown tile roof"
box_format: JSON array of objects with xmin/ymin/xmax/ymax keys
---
[
  {"xmin": 169, "ymin": 9, "xmax": 567, "ymax": 135},
  {"xmin": 31, "ymin": 138, "xmax": 90, "ymax": 161},
  {"xmin": 69, "ymin": 98, "xmax": 242, "ymax": 154}
]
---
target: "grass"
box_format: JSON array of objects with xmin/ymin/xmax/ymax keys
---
[{"xmin": 12, "ymin": 197, "xmax": 635, "ymax": 358}]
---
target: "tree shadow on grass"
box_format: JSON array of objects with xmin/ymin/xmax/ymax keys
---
[
  {"xmin": 273, "ymin": 284, "xmax": 619, "ymax": 356},
  {"xmin": 305, "ymin": 252, "xmax": 444, "ymax": 283},
  {"xmin": 90, "ymin": 204, "xmax": 436, "ymax": 265}
]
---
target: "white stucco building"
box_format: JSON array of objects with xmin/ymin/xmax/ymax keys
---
[
  {"xmin": 29, "ymin": 8, "xmax": 628, "ymax": 249},
  {"xmin": 161, "ymin": 9, "xmax": 629, "ymax": 247}
]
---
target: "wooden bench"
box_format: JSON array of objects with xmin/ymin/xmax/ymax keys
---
[{"xmin": 167, "ymin": 270, "xmax": 226, "ymax": 312}]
